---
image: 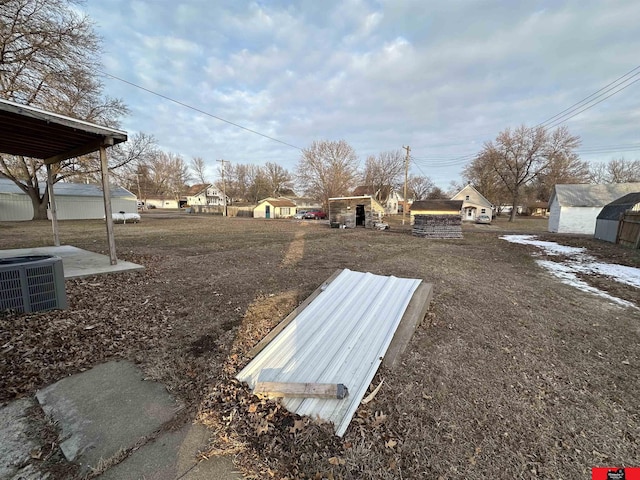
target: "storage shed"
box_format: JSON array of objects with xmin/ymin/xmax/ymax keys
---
[
  {"xmin": 594, "ymin": 192, "xmax": 640, "ymax": 243},
  {"xmin": 410, "ymin": 200, "xmax": 463, "ymax": 239},
  {"xmin": 548, "ymin": 183, "xmax": 640, "ymax": 234},
  {"xmin": 328, "ymin": 196, "xmax": 385, "ymax": 228},
  {"xmin": 254, "ymin": 197, "xmax": 296, "ymax": 219},
  {"xmin": 0, "ymin": 178, "xmax": 137, "ymax": 221}
]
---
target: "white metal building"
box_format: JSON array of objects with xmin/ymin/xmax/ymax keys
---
[
  {"xmin": 548, "ymin": 183, "xmax": 640, "ymax": 234},
  {"xmin": 0, "ymin": 178, "xmax": 137, "ymax": 221}
]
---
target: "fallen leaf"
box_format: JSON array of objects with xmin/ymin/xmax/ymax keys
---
[
  {"xmin": 328, "ymin": 456, "xmax": 345, "ymax": 465},
  {"xmin": 385, "ymin": 439, "xmax": 397, "ymax": 449},
  {"xmin": 289, "ymin": 419, "xmax": 305, "ymax": 434},
  {"xmin": 248, "ymin": 403, "xmax": 258, "ymax": 413}
]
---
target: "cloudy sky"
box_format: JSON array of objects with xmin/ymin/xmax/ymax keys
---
[{"xmin": 81, "ymin": 0, "xmax": 640, "ymax": 189}]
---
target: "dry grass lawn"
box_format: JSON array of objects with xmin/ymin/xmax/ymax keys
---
[{"xmin": 1, "ymin": 212, "xmax": 638, "ymax": 479}]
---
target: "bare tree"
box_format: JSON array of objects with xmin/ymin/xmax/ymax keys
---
[
  {"xmin": 190, "ymin": 157, "xmax": 208, "ymax": 185},
  {"xmin": 426, "ymin": 186, "xmax": 449, "ymax": 199},
  {"xmin": 147, "ymin": 152, "xmax": 192, "ymax": 202},
  {"xmin": 0, "ymin": 0, "xmax": 131, "ymax": 219},
  {"xmin": 264, "ymin": 162, "xmax": 293, "ymax": 197},
  {"xmin": 360, "ymin": 150, "xmax": 405, "ymax": 203},
  {"xmin": 472, "ymin": 125, "xmax": 580, "ymax": 221},
  {"xmin": 245, "ymin": 165, "xmax": 271, "ymax": 203},
  {"xmin": 407, "ymin": 175, "xmax": 435, "ymax": 200},
  {"xmin": 296, "ymin": 140, "xmax": 359, "ymax": 209},
  {"xmin": 589, "ymin": 158, "xmax": 640, "ymax": 184}
]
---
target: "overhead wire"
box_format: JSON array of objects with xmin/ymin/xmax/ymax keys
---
[{"xmin": 98, "ymin": 70, "xmax": 303, "ymax": 151}]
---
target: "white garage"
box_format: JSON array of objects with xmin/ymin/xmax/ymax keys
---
[{"xmin": 0, "ymin": 178, "xmax": 137, "ymax": 221}]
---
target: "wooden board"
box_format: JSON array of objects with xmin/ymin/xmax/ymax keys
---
[
  {"xmin": 383, "ymin": 281, "xmax": 434, "ymax": 369},
  {"xmin": 254, "ymin": 381, "xmax": 348, "ymax": 399}
]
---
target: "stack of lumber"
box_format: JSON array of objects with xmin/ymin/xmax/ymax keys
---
[{"xmin": 412, "ymin": 214, "xmax": 462, "ymax": 239}]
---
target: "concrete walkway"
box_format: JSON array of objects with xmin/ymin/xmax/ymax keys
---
[
  {"xmin": 0, "ymin": 361, "xmax": 242, "ymax": 480},
  {"xmin": 0, "ymin": 245, "xmax": 144, "ymax": 279}
]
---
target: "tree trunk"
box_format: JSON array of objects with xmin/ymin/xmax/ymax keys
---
[
  {"xmin": 27, "ymin": 186, "xmax": 49, "ymax": 220},
  {"xmin": 509, "ymin": 193, "xmax": 518, "ymax": 222}
]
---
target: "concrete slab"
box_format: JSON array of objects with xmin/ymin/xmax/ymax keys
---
[
  {"xmin": 0, "ymin": 398, "xmax": 40, "ymax": 480},
  {"xmin": 35, "ymin": 361, "xmax": 180, "ymax": 472},
  {"xmin": 0, "ymin": 245, "xmax": 144, "ymax": 279},
  {"xmin": 98, "ymin": 423, "xmax": 242, "ymax": 480}
]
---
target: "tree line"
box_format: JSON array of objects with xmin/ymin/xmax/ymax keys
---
[{"xmin": 463, "ymin": 125, "xmax": 640, "ymax": 221}]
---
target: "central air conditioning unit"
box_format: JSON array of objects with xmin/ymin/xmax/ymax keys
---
[{"xmin": 0, "ymin": 255, "xmax": 67, "ymax": 313}]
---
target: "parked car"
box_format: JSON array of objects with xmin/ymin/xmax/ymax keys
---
[
  {"xmin": 293, "ymin": 210, "xmax": 308, "ymax": 219},
  {"xmin": 303, "ymin": 209, "xmax": 327, "ymax": 220},
  {"xmin": 475, "ymin": 214, "xmax": 492, "ymax": 224}
]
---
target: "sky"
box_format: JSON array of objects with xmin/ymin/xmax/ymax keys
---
[{"xmin": 80, "ymin": 0, "xmax": 640, "ymax": 189}]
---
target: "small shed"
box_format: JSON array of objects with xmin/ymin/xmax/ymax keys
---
[
  {"xmin": 254, "ymin": 197, "xmax": 296, "ymax": 219},
  {"xmin": 328, "ymin": 196, "xmax": 385, "ymax": 228},
  {"xmin": 410, "ymin": 200, "xmax": 462, "ymax": 222},
  {"xmin": 594, "ymin": 192, "xmax": 640, "ymax": 243},
  {"xmin": 0, "ymin": 179, "xmax": 136, "ymax": 221}
]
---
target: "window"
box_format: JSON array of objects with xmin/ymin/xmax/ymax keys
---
[
  {"xmin": 481, "ymin": 208, "xmax": 486, "ymax": 214},
  {"xmin": 281, "ymin": 207, "xmax": 290, "ymax": 215},
  {"xmin": 465, "ymin": 195, "xmax": 470, "ymax": 201}
]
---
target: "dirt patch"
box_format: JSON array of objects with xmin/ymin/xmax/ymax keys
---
[{"xmin": 1, "ymin": 215, "xmax": 638, "ymax": 478}]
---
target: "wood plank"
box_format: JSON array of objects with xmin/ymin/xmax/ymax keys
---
[
  {"xmin": 254, "ymin": 381, "xmax": 348, "ymax": 399},
  {"xmin": 383, "ymin": 281, "xmax": 434, "ymax": 370},
  {"xmin": 246, "ymin": 269, "xmax": 344, "ymax": 359}
]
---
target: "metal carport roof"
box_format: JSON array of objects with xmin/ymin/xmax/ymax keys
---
[{"xmin": 0, "ymin": 98, "xmax": 128, "ymax": 264}]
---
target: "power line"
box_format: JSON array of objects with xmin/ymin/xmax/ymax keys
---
[
  {"xmin": 98, "ymin": 70, "xmax": 303, "ymax": 151},
  {"xmin": 543, "ymin": 77, "xmax": 640, "ymax": 130},
  {"xmin": 536, "ymin": 65, "xmax": 640, "ymax": 129}
]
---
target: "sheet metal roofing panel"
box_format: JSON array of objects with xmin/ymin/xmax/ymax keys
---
[{"xmin": 236, "ymin": 269, "xmax": 422, "ymax": 437}]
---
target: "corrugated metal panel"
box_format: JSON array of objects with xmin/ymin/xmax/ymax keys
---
[{"xmin": 236, "ymin": 269, "xmax": 422, "ymax": 437}]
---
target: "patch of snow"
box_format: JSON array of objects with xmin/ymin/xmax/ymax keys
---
[
  {"xmin": 501, "ymin": 234, "xmax": 639, "ymax": 309},
  {"xmin": 536, "ymin": 260, "xmax": 636, "ymax": 308},
  {"xmin": 500, "ymin": 234, "xmax": 586, "ymax": 256}
]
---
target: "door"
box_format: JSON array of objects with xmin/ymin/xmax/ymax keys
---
[
  {"xmin": 356, "ymin": 205, "xmax": 366, "ymax": 226},
  {"xmin": 265, "ymin": 205, "xmax": 271, "ymax": 219}
]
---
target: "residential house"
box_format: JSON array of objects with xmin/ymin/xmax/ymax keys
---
[
  {"xmin": 254, "ymin": 197, "xmax": 297, "ymax": 219},
  {"xmin": 185, "ymin": 184, "xmax": 228, "ymax": 207},
  {"xmin": 0, "ymin": 178, "xmax": 136, "ymax": 221},
  {"xmin": 594, "ymin": 192, "xmax": 640, "ymax": 243},
  {"xmin": 527, "ymin": 201, "xmax": 549, "ymax": 217},
  {"xmin": 328, "ymin": 195, "xmax": 385, "ymax": 228},
  {"xmin": 548, "ymin": 183, "xmax": 640, "ymax": 234},
  {"xmin": 451, "ymin": 184, "xmax": 494, "ymax": 222}
]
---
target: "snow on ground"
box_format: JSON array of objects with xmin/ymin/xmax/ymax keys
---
[{"xmin": 501, "ymin": 235, "xmax": 639, "ymax": 308}]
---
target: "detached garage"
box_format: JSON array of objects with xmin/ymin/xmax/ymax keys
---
[
  {"xmin": 594, "ymin": 192, "xmax": 640, "ymax": 243},
  {"xmin": 0, "ymin": 178, "xmax": 137, "ymax": 221},
  {"xmin": 548, "ymin": 183, "xmax": 640, "ymax": 234}
]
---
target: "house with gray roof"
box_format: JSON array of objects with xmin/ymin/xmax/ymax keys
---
[
  {"xmin": 594, "ymin": 192, "xmax": 640, "ymax": 243},
  {"xmin": 0, "ymin": 178, "xmax": 136, "ymax": 221},
  {"xmin": 548, "ymin": 183, "xmax": 640, "ymax": 234}
]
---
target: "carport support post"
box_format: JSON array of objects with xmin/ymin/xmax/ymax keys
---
[
  {"xmin": 46, "ymin": 163, "xmax": 60, "ymax": 247},
  {"xmin": 99, "ymin": 144, "xmax": 118, "ymax": 265}
]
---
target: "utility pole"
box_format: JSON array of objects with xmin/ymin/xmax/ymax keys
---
[
  {"xmin": 217, "ymin": 159, "xmax": 228, "ymax": 216},
  {"xmin": 402, "ymin": 145, "xmax": 410, "ymax": 226}
]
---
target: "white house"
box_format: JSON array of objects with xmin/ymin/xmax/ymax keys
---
[
  {"xmin": 0, "ymin": 178, "xmax": 137, "ymax": 221},
  {"xmin": 185, "ymin": 184, "xmax": 228, "ymax": 206},
  {"xmin": 451, "ymin": 184, "xmax": 494, "ymax": 222},
  {"xmin": 548, "ymin": 183, "xmax": 640, "ymax": 234}
]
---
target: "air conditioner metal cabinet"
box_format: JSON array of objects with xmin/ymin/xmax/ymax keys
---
[{"xmin": 0, "ymin": 255, "xmax": 67, "ymax": 313}]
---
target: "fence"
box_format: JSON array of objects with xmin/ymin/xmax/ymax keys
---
[
  {"xmin": 617, "ymin": 211, "xmax": 640, "ymax": 249},
  {"xmin": 189, "ymin": 205, "xmax": 254, "ymax": 217}
]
